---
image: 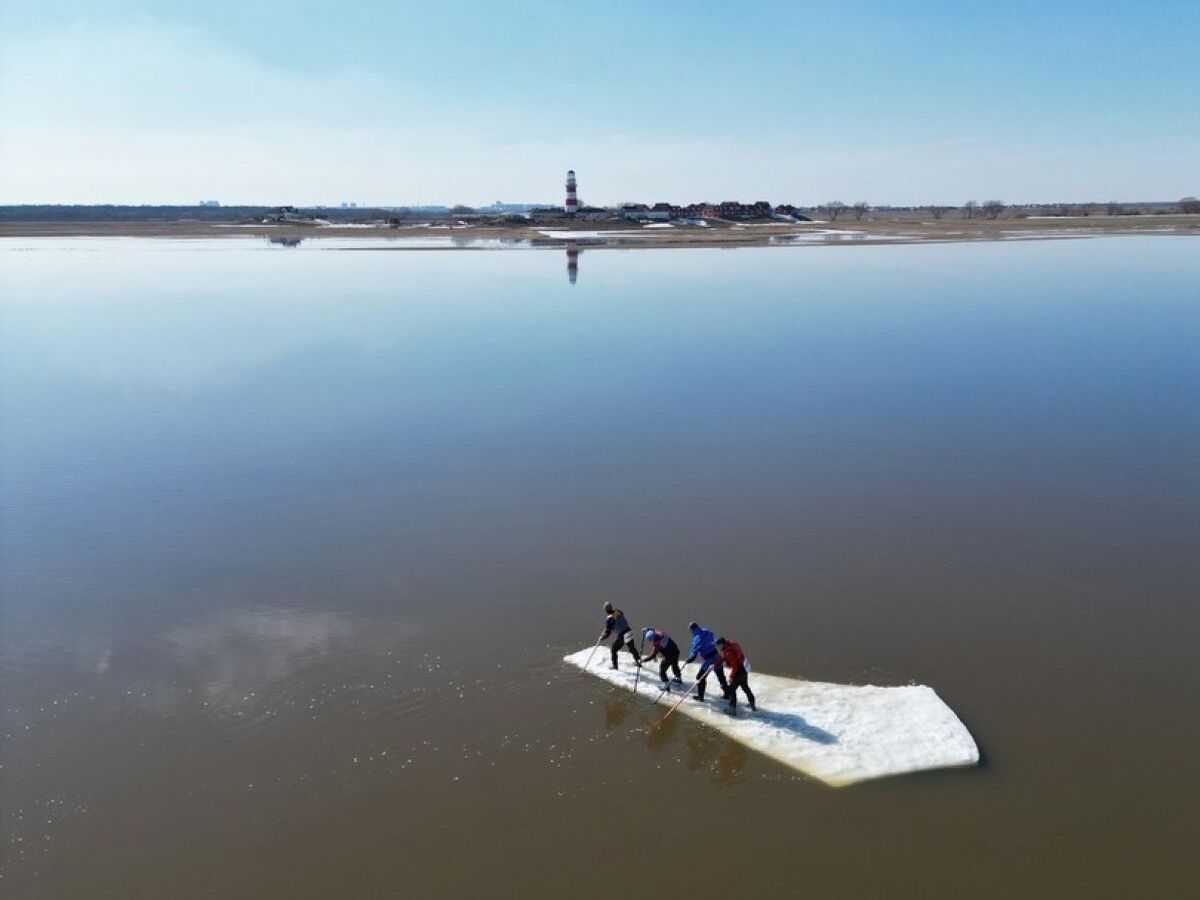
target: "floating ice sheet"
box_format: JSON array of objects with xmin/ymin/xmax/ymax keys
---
[{"xmin": 563, "ymin": 647, "xmax": 978, "ymax": 787}]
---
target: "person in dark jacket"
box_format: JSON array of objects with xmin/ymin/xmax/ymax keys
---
[
  {"xmin": 601, "ymin": 602, "xmax": 640, "ymax": 670},
  {"xmin": 640, "ymin": 627, "xmax": 683, "ymax": 686},
  {"xmin": 684, "ymin": 621, "xmax": 729, "ymax": 701},
  {"xmin": 716, "ymin": 637, "xmax": 755, "ymax": 712}
]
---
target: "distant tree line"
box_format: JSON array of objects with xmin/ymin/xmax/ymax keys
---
[{"xmin": 0, "ymin": 205, "xmax": 425, "ymax": 223}]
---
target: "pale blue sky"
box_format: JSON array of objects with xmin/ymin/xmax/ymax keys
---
[{"xmin": 1, "ymin": 1, "xmax": 1196, "ymax": 205}]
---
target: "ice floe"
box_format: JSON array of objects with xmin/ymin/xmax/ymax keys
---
[{"xmin": 563, "ymin": 647, "xmax": 978, "ymax": 787}]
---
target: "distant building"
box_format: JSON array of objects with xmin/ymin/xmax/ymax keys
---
[
  {"xmin": 620, "ymin": 203, "xmax": 669, "ymax": 221},
  {"xmin": 199, "ymin": 200, "xmax": 220, "ymax": 207},
  {"xmin": 266, "ymin": 205, "xmax": 305, "ymax": 222},
  {"xmin": 773, "ymin": 204, "xmax": 810, "ymax": 221}
]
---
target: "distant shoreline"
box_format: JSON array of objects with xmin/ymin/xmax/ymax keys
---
[{"xmin": 2, "ymin": 214, "xmax": 1197, "ymax": 248}]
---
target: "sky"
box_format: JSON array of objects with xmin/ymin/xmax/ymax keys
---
[{"xmin": 1, "ymin": 1, "xmax": 1197, "ymax": 206}]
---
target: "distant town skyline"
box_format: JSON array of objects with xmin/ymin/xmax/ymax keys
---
[{"xmin": 1, "ymin": 1, "xmax": 1197, "ymax": 206}]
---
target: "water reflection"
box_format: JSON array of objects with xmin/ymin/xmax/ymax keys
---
[
  {"xmin": 641, "ymin": 700, "xmax": 749, "ymax": 785},
  {"xmin": 684, "ymin": 729, "xmax": 749, "ymax": 785},
  {"xmin": 603, "ymin": 695, "xmax": 631, "ymax": 730},
  {"xmin": 566, "ymin": 244, "xmax": 581, "ymax": 285},
  {"xmin": 267, "ymin": 236, "xmax": 303, "ymax": 248},
  {"xmin": 165, "ymin": 607, "xmax": 358, "ymax": 707},
  {"xmin": 645, "ymin": 707, "xmax": 680, "ymax": 751}
]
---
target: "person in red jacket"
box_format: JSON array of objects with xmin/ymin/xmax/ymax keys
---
[{"xmin": 716, "ymin": 637, "xmax": 755, "ymax": 712}]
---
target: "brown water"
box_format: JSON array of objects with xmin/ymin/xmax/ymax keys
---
[{"xmin": 1, "ymin": 237, "xmax": 1197, "ymax": 899}]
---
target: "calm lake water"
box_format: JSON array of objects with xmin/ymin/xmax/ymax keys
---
[{"xmin": 1, "ymin": 237, "xmax": 1197, "ymax": 899}]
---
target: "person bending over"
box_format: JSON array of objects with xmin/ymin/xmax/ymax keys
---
[
  {"xmin": 640, "ymin": 627, "xmax": 682, "ymax": 686},
  {"xmin": 684, "ymin": 621, "xmax": 729, "ymax": 701},
  {"xmin": 716, "ymin": 637, "xmax": 755, "ymax": 712}
]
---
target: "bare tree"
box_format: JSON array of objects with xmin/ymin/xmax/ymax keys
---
[
  {"xmin": 927, "ymin": 205, "xmax": 950, "ymax": 220},
  {"xmin": 963, "ymin": 200, "xmax": 978, "ymax": 219},
  {"xmin": 982, "ymin": 200, "xmax": 1005, "ymax": 220},
  {"xmin": 1106, "ymin": 201, "xmax": 1126, "ymax": 216},
  {"xmin": 822, "ymin": 200, "xmax": 846, "ymax": 222},
  {"xmin": 1180, "ymin": 196, "xmax": 1200, "ymax": 214},
  {"xmin": 1077, "ymin": 203, "xmax": 1094, "ymax": 217},
  {"xmin": 851, "ymin": 201, "xmax": 870, "ymax": 221}
]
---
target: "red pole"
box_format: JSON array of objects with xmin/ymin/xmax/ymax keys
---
[{"xmin": 651, "ymin": 662, "xmax": 713, "ymax": 729}]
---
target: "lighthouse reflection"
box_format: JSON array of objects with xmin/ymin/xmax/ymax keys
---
[{"xmin": 566, "ymin": 244, "xmax": 581, "ymax": 285}]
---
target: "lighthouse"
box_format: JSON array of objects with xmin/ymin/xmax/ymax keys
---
[{"xmin": 565, "ymin": 170, "xmax": 578, "ymax": 216}]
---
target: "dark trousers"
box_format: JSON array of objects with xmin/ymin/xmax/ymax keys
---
[
  {"xmin": 696, "ymin": 658, "xmax": 729, "ymax": 700},
  {"xmin": 658, "ymin": 647, "xmax": 682, "ymax": 683},
  {"xmin": 610, "ymin": 631, "xmax": 638, "ymax": 667},
  {"xmin": 728, "ymin": 667, "xmax": 755, "ymax": 709}
]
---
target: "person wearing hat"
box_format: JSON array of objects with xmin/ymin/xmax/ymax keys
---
[
  {"xmin": 716, "ymin": 637, "xmax": 755, "ymax": 712},
  {"xmin": 684, "ymin": 621, "xmax": 729, "ymax": 702},
  {"xmin": 600, "ymin": 602, "xmax": 641, "ymax": 670},
  {"xmin": 640, "ymin": 627, "xmax": 683, "ymax": 687}
]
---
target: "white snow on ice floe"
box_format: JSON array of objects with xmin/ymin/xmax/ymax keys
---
[{"xmin": 563, "ymin": 648, "xmax": 978, "ymax": 787}]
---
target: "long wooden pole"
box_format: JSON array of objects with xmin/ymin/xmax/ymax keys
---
[
  {"xmin": 580, "ymin": 633, "xmax": 604, "ymax": 673},
  {"xmin": 632, "ymin": 630, "xmax": 645, "ymax": 693},
  {"xmin": 651, "ymin": 662, "xmax": 713, "ymax": 728}
]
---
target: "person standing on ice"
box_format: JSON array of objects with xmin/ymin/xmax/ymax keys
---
[
  {"xmin": 716, "ymin": 637, "xmax": 755, "ymax": 712},
  {"xmin": 601, "ymin": 602, "xmax": 641, "ymax": 670},
  {"xmin": 684, "ymin": 621, "xmax": 729, "ymax": 701},
  {"xmin": 640, "ymin": 627, "xmax": 683, "ymax": 686}
]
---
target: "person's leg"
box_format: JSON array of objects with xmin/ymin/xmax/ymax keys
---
[
  {"xmin": 610, "ymin": 634, "xmax": 623, "ymax": 668},
  {"xmin": 743, "ymin": 673, "xmax": 756, "ymax": 710},
  {"xmin": 625, "ymin": 633, "xmax": 640, "ymax": 665},
  {"xmin": 729, "ymin": 669, "xmax": 752, "ymax": 708},
  {"xmin": 712, "ymin": 660, "xmax": 729, "ymax": 697},
  {"xmin": 695, "ymin": 669, "xmax": 707, "ymax": 701},
  {"xmin": 669, "ymin": 653, "xmax": 682, "ymax": 681},
  {"xmin": 659, "ymin": 658, "xmax": 670, "ymax": 683}
]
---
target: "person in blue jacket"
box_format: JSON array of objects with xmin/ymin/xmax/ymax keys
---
[{"xmin": 684, "ymin": 621, "xmax": 729, "ymax": 701}]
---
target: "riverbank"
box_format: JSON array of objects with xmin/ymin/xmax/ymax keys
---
[{"xmin": 3, "ymin": 213, "xmax": 1197, "ymax": 248}]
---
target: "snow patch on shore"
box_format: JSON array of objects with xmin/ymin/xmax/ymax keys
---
[
  {"xmin": 563, "ymin": 647, "xmax": 978, "ymax": 787},
  {"xmin": 537, "ymin": 230, "xmax": 639, "ymax": 239}
]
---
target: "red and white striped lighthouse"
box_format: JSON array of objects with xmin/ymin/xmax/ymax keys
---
[{"xmin": 565, "ymin": 169, "xmax": 578, "ymax": 215}]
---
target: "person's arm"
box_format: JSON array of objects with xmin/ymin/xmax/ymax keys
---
[
  {"xmin": 685, "ymin": 633, "xmax": 700, "ymax": 664},
  {"xmin": 600, "ymin": 616, "xmax": 614, "ymax": 639},
  {"xmin": 641, "ymin": 643, "xmax": 659, "ymax": 663}
]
